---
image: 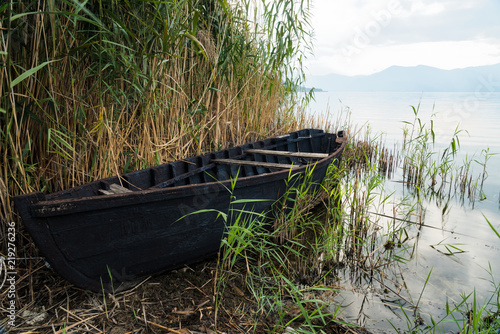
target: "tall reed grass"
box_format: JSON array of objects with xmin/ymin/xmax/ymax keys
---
[{"xmin": 0, "ymin": 0, "xmax": 312, "ymax": 239}]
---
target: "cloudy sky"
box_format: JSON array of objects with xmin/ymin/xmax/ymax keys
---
[{"xmin": 305, "ymin": 0, "xmax": 500, "ymax": 76}]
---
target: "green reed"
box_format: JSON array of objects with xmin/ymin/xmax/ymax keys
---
[
  {"xmin": 0, "ymin": 0, "xmax": 313, "ymax": 222},
  {"xmin": 400, "ymin": 103, "xmax": 490, "ymax": 204}
]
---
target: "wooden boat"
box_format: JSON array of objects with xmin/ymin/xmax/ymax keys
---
[{"xmin": 14, "ymin": 129, "xmax": 346, "ymax": 292}]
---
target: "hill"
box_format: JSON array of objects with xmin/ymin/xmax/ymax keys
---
[{"xmin": 306, "ymin": 64, "xmax": 500, "ymax": 92}]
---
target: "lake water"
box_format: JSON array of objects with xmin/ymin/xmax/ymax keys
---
[{"xmin": 307, "ymin": 92, "xmax": 500, "ymax": 332}]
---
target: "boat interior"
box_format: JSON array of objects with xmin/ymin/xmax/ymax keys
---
[{"xmin": 45, "ymin": 130, "xmax": 342, "ymax": 201}]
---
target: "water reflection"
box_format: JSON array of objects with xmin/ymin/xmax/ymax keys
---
[{"xmin": 308, "ymin": 92, "xmax": 500, "ymax": 332}]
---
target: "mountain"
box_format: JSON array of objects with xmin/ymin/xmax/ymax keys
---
[{"xmin": 306, "ymin": 64, "xmax": 500, "ymax": 92}]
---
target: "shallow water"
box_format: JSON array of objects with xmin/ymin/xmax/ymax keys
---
[{"xmin": 308, "ymin": 91, "xmax": 500, "ymax": 332}]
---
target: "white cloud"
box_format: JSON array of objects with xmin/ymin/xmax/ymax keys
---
[
  {"xmin": 307, "ymin": 39, "xmax": 500, "ymax": 76},
  {"xmin": 399, "ymin": 0, "xmax": 485, "ymax": 17},
  {"xmin": 306, "ymin": 0, "xmax": 500, "ymax": 75},
  {"xmin": 410, "ymin": 2, "xmax": 445, "ymax": 15}
]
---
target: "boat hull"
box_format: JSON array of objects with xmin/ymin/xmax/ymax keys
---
[{"xmin": 14, "ymin": 129, "xmax": 346, "ymax": 292}]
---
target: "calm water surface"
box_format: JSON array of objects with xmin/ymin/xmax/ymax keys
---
[{"xmin": 307, "ymin": 92, "xmax": 500, "ymax": 332}]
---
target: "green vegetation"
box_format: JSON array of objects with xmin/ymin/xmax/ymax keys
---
[
  {"xmin": 0, "ymin": 0, "xmax": 313, "ymax": 222},
  {"xmin": 400, "ymin": 103, "xmax": 493, "ymax": 205},
  {"xmin": 196, "ymin": 163, "xmax": 343, "ymax": 332}
]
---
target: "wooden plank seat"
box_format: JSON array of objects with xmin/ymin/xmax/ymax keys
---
[
  {"xmin": 99, "ymin": 183, "xmax": 133, "ymax": 195},
  {"xmin": 244, "ymin": 149, "xmax": 328, "ymax": 159}
]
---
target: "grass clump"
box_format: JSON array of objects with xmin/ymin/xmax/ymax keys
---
[
  {"xmin": 211, "ymin": 163, "xmax": 352, "ymax": 332},
  {"xmin": 401, "ymin": 103, "xmax": 491, "ymax": 204}
]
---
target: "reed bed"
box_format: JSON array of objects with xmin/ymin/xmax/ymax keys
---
[
  {"xmin": 400, "ymin": 104, "xmax": 492, "ymax": 205},
  {"xmin": 1, "ymin": 0, "xmax": 311, "ymax": 231}
]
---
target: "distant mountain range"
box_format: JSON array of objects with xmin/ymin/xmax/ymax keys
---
[{"xmin": 306, "ymin": 64, "xmax": 500, "ymax": 92}]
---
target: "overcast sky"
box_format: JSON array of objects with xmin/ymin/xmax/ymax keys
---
[{"xmin": 305, "ymin": 0, "xmax": 500, "ymax": 76}]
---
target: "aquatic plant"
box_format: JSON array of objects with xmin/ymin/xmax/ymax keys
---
[{"xmin": 400, "ymin": 103, "xmax": 489, "ymax": 204}]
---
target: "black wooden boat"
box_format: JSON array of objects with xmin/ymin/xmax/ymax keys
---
[{"xmin": 14, "ymin": 129, "xmax": 346, "ymax": 292}]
